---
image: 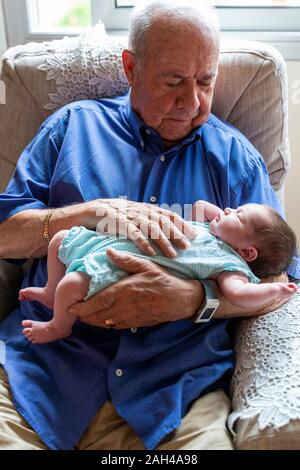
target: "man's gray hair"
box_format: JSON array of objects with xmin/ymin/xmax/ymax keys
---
[{"xmin": 128, "ymin": 0, "xmax": 220, "ymax": 58}]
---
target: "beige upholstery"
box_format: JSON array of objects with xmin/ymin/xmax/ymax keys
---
[
  {"xmin": 0, "ymin": 33, "xmax": 298, "ymax": 449},
  {"xmin": 214, "ymin": 40, "xmax": 289, "ymax": 193}
]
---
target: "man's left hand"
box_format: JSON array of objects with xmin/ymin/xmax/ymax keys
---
[{"xmin": 68, "ymin": 248, "xmax": 204, "ymax": 329}]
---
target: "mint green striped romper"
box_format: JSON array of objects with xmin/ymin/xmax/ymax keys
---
[{"xmin": 58, "ymin": 222, "xmax": 260, "ymax": 300}]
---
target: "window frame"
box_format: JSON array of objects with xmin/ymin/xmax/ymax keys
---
[
  {"xmin": 2, "ymin": 0, "xmax": 300, "ymax": 60},
  {"xmin": 0, "ymin": 0, "xmax": 7, "ymax": 56}
]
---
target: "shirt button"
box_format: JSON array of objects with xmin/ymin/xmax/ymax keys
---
[
  {"xmin": 140, "ymin": 140, "xmax": 144, "ymax": 149},
  {"xmin": 115, "ymin": 369, "xmax": 123, "ymax": 377},
  {"xmin": 150, "ymin": 196, "xmax": 157, "ymax": 203},
  {"xmin": 131, "ymin": 328, "xmax": 137, "ymax": 333},
  {"xmin": 145, "ymin": 129, "xmax": 151, "ymax": 135},
  {"xmin": 160, "ymin": 155, "xmax": 165, "ymax": 162}
]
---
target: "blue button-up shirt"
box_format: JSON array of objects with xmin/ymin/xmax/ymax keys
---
[{"xmin": 0, "ymin": 91, "xmax": 298, "ymax": 450}]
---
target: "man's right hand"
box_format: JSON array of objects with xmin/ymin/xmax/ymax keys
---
[
  {"xmin": 0, "ymin": 199, "xmax": 196, "ymax": 259},
  {"xmin": 83, "ymin": 198, "xmax": 197, "ymax": 258}
]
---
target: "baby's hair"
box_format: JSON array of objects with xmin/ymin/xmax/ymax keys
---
[{"xmin": 248, "ymin": 206, "xmax": 297, "ymax": 278}]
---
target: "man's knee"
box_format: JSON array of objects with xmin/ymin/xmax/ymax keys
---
[
  {"xmin": 0, "ymin": 367, "xmax": 47, "ymax": 450},
  {"xmin": 158, "ymin": 389, "xmax": 234, "ymax": 450}
]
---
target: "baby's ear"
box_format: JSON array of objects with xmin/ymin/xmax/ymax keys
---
[{"xmin": 237, "ymin": 246, "xmax": 258, "ymax": 262}]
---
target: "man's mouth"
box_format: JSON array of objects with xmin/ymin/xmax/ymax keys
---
[{"xmin": 167, "ymin": 118, "xmax": 190, "ymax": 123}]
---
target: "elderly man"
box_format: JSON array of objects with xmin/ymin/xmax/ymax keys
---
[{"xmin": 0, "ymin": 0, "xmax": 298, "ymax": 450}]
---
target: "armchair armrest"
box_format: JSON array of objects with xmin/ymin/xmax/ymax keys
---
[
  {"xmin": 228, "ymin": 289, "xmax": 300, "ymax": 449},
  {"xmin": 0, "ymin": 260, "xmax": 23, "ymax": 322}
]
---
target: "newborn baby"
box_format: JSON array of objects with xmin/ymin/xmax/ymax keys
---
[{"xmin": 19, "ymin": 201, "xmax": 297, "ymax": 343}]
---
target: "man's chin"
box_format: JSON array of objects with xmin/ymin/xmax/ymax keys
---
[
  {"xmin": 160, "ymin": 126, "xmax": 193, "ymax": 144},
  {"xmin": 160, "ymin": 118, "xmax": 205, "ymax": 143}
]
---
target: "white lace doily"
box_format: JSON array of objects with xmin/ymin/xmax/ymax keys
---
[
  {"xmin": 37, "ymin": 24, "xmax": 129, "ymax": 110},
  {"xmin": 228, "ymin": 289, "xmax": 300, "ymax": 436}
]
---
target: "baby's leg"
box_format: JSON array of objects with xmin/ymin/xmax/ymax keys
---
[
  {"xmin": 19, "ymin": 230, "xmax": 69, "ymax": 309},
  {"xmin": 22, "ymin": 271, "xmax": 90, "ymax": 344}
]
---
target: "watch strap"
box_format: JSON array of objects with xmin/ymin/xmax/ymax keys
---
[{"xmin": 192, "ymin": 279, "xmax": 219, "ymax": 323}]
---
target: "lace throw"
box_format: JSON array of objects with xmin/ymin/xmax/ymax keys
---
[
  {"xmin": 228, "ymin": 289, "xmax": 300, "ymax": 435},
  {"xmin": 37, "ymin": 24, "xmax": 129, "ymax": 110}
]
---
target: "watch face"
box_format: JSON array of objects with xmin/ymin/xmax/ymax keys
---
[{"xmin": 201, "ymin": 307, "xmax": 216, "ymax": 320}]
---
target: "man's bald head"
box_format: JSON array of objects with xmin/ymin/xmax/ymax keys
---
[
  {"xmin": 128, "ymin": 0, "xmax": 220, "ymax": 63},
  {"xmin": 122, "ymin": 0, "xmax": 220, "ymax": 145}
]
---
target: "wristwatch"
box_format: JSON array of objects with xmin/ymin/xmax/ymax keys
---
[{"xmin": 192, "ymin": 280, "xmax": 219, "ymax": 323}]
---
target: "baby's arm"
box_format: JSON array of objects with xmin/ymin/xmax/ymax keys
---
[
  {"xmin": 216, "ymin": 271, "xmax": 298, "ymax": 308},
  {"xmin": 192, "ymin": 200, "xmax": 223, "ymax": 222}
]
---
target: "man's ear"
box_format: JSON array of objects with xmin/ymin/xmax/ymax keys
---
[
  {"xmin": 122, "ymin": 49, "xmax": 137, "ymax": 85},
  {"xmin": 237, "ymin": 246, "xmax": 258, "ymax": 262}
]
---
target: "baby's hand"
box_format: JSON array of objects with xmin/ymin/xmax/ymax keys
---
[
  {"xmin": 192, "ymin": 200, "xmax": 223, "ymax": 223},
  {"xmin": 192, "ymin": 201, "xmax": 206, "ymax": 222}
]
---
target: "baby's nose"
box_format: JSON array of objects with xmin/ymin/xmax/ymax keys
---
[{"xmin": 224, "ymin": 207, "xmax": 232, "ymax": 215}]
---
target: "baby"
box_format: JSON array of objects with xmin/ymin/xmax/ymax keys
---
[{"xmin": 19, "ymin": 201, "xmax": 297, "ymax": 344}]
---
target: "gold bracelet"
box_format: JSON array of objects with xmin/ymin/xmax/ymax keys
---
[{"xmin": 43, "ymin": 209, "xmax": 55, "ymax": 244}]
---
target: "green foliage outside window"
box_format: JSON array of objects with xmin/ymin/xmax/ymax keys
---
[{"xmin": 58, "ymin": 3, "xmax": 90, "ymax": 28}]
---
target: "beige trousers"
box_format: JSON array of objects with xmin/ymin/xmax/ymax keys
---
[{"xmin": 0, "ymin": 367, "xmax": 233, "ymax": 450}]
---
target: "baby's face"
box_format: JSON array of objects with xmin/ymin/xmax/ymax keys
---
[{"xmin": 209, "ymin": 203, "xmax": 270, "ymax": 250}]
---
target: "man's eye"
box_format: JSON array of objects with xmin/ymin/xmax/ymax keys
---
[
  {"xmin": 197, "ymin": 80, "xmax": 212, "ymax": 88},
  {"xmin": 167, "ymin": 82, "xmax": 179, "ymax": 88}
]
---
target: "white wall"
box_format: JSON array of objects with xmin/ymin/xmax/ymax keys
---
[
  {"xmin": 286, "ymin": 62, "xmax": 300, "ymax": 239},
  {"xmin": 0, "ymin": 0, "xmax": 7, "ymax": 57}
]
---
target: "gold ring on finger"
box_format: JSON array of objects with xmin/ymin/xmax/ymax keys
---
[{"xmin": 105, "ymin": 318, "xmax": 115, "ymax": 328}]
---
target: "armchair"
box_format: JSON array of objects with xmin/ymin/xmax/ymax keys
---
[{"xmin": 1, "ymin": 28, "xmax": 300, "ymax": 449}]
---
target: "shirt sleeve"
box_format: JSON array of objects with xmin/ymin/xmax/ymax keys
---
[
  {"xmin": 230, "ymin": 150, "xmax": 282, "ymax": 213},
  {"xmin": 0, "ymin": 125, "xmax": 60, "ymax": 224}
]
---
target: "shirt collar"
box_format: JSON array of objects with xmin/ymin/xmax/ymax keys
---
[{"xmin": 123, "ymin": 91, "xmax": 146, "ymax": 149}]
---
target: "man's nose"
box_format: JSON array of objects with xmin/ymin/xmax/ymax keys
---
[{"xmin": 177, "ymin": 82, "xmax": 200, "ymax": 114}]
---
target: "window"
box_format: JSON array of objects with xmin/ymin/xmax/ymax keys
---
[
  {"xmin": 2, "ymin": 0, "xmax": 300, "ymax": 59},
  {"xmin": 115, "ymin": 0, "xmax": 136, "ymax": 5},
  {"xmin": 115, "ymin": 0, "xmax": 300, "ymax": 5},
  {"xmin": 98, "ymin": 0, "xmax": 300, "ymax": 60},
  {"xmin": 30, "ymin": 0, "xmax": 91, "ymax": 31},
  {"xmin": 2, "ymin": 0, "xmax": 93, "ymax": 45}
]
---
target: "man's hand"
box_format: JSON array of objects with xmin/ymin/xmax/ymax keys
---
[
  {"xmin": 68, "ymin": 248, "xmax": 204, "ymax": 329},
  {"xmin": 83, "ymin": 199, "xmax": 197, "ymax": 258},
  {"xmin": 214, "ymin": 272, "xmax": 292, "ymax": 319}
]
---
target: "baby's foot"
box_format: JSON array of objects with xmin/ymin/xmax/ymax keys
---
[
  {"xmin": 19, "ymin": 286, "xmax": 54, "ymax": 309},
  {"xmin": 22, "ymin": 320, "xmax": 71, "ymax": 344},
  {"xmin": 278, "ymin": 282, "xmax": 298, "ymax": 301}
]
